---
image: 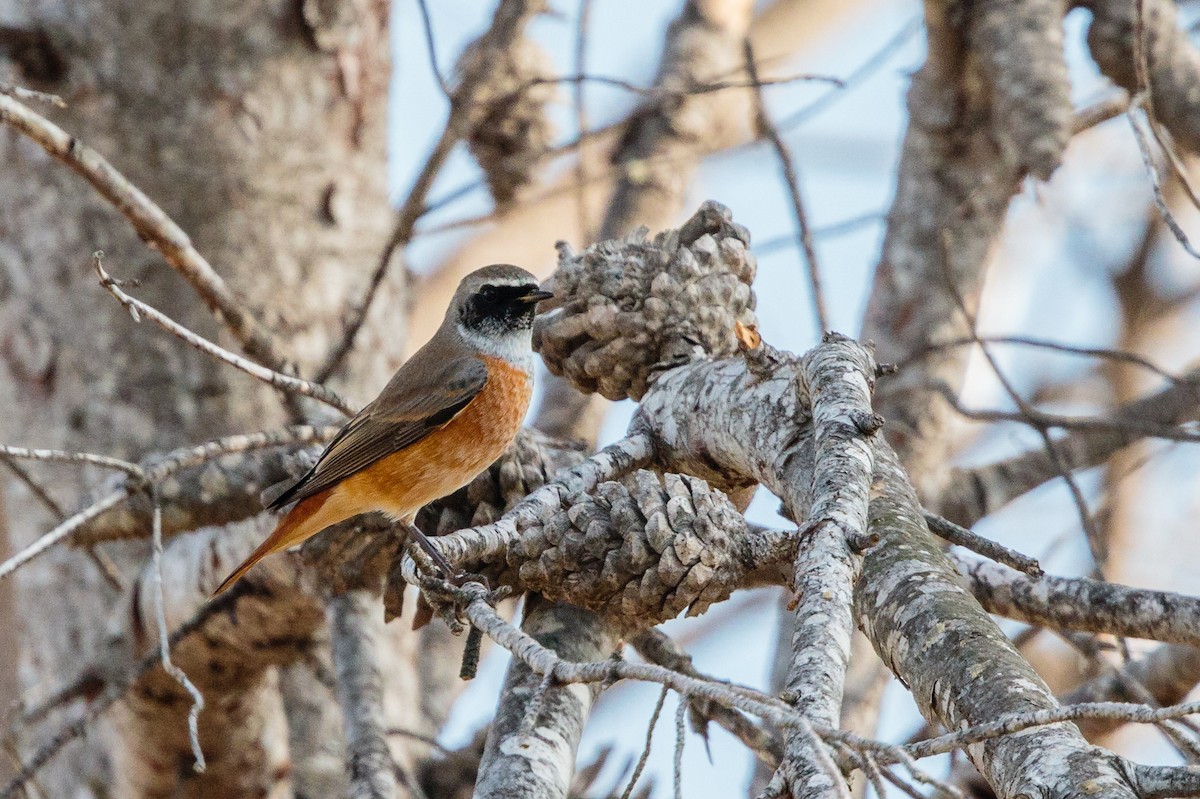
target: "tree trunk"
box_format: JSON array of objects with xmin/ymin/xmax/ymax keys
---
[{"xmin": 0, "ymin": 0, "xmax": 396, "ymax": 794}]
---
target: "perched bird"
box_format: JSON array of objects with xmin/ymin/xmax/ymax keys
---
[{"xmin": 213, "ymin": 264, "xmax": 552, "ymax": 595}]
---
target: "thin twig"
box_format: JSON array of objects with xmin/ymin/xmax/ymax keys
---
[
  {"xmin": 0, "ymin": 489, "xmax": 128, "ymax": 582},
  {"xmin": 0, "ymin": 83, "xmax": 64, "ymax": 107},
  {"xmin": 929, "ymin": 382, "xmax": 1200, "ymax": 442},
  {"xmin": 778, "ymin": 16, "xmax": 921, "ymax": 131},
  {"xmin": 0, "ymin": 444, "xmax": 142, "ymax": 477},
  {"xmin": 754, "ymin": 211, "xmax": 886, "ymax": 256},
  {"xmin": 150, "ymin": 489, "xmax": 206, "ymax": 772},
  {"xmin": 0, "ymin": 424, "xmax": 335, "ymax": 580},
  {"xmin": 899, "ymin": 333, "xmax": 1191, "ymax": 387},
  {"xmin": 573, "ymin": 0, "xmax": 594, "ymax": 245},
  {"xmin": 673, "ymin": 699, "xmax": 686, "ymax": 799},
  {"xmin": 0, "ymin": 456, "xmax": 124, "ymax": 590},
  {"xmin": 937, "ymin": 243, "xmax": 1109, "ymax": 569},
  {"xmin": 1072, "ymin": 93, "xmax": 1130, "ymax": 134},
  {"xmin": 414, "ymin": 0, "xmax": 450, "ymax": 97},
  {"xmin": 745, "ymin": 38, "xmax": 827, "ymax": 337},
  {"xmin": 94, "ymin": 252, "xmax": 354, "ymax": 415},
  {"xmin": 619, "ymin": 686, "xmax": 668, "ymax": 799},
  {"xmin": 1127, "ymin": 97, "xmax": 1200, "ymax": 261},
  {"xmin": 317, "ymin": 0, "xmax": 535, "ymax": 381}
]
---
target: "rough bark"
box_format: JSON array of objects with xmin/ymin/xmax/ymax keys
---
[
  {"xmin": 0, "ymin": 0, "xmax": 395, "ymax": 793},
  {"xmin": 1085, "ymin": 0, "xmax": 1200, "ymax": 153},
  {"xmin": 279, "ymin": 654, "xmax": 350, "ymax": 799},
  {"xmin": 862, "ymin": 0, "xmax": 1068, "ymax": 500},
  {"xmin": 111, "ymin": 524, "xmax": 324, "ymax": 799},
  {"xmin": 858, "ymin": 444, "xmax": 1139, "ymax": 799},
  {"xmin": 630, "ymin": 349, "xmax": 1142, "ymax": 799}
]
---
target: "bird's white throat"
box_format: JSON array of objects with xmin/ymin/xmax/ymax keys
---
[{"xmin": 456, "ymin": 320, "xmax": 535, "ymax": 369}]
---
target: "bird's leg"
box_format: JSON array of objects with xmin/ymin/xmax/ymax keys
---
[{"xmin": 402, "ymin": 521, "xmax": 461, "ymax": 582}]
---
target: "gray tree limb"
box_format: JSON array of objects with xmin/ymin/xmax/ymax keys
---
[
  {"xmin": 859, "ymin": 444, "xmax": 1140, "ymax": 799},
  {"xmin": 954, "ymin": 550, "xmax": 1200, "ymax": 646},
  {"xmin": 330, "ymin": 591, "xmax": 400, "ymax": 799},
  {"xmin": 772, "ymin": 335, "xmax": 879, "ymax": 799},
  {"xmin": 631, "ymin": 348, "xmax": 1145, "ymax": 799},
  {"xmin": 938, "ymin": 364, "xmax": 1200, "ymax": 527}
]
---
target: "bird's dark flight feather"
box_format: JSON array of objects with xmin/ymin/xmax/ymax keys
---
[{"xmin": 267, "ymin": 355, "xmax": 489, "ymax": 509}]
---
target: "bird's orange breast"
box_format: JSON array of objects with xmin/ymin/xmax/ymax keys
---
[{"xmin": 336, "ymin": 355, "xmax": 533, "ymax": 521}]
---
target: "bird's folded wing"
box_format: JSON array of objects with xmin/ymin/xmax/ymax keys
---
[{"xmin": 267, "ymin": 356, "xmax": 489, "ymax": 509}]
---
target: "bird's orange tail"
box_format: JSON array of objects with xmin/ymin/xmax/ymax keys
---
[{"xmin": 212, "ymin": 491, "xmax": 332, "ymax": 596}]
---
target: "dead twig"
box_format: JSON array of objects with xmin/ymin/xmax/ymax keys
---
[{"xmin": 94, "ymin": 252, "xmax": 354, "ymax": 415}]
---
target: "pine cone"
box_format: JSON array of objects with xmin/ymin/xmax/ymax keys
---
[
  {"xmin": 534, "ymin": 201, "xmax": 757, "ymax": 401},
  {"xmin": 508, "ymin": 470, "xmax": 751, "ymax": 631},
  {"xmin": 460, "ymin": 35, "xmax": 556, "ymax": 209}
]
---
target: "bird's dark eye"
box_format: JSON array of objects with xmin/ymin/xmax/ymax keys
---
[{"xmin": 480, "ymin": 285, "xmax": 498, "ymax": 300}]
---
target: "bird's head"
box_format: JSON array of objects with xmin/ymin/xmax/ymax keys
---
[{"xmin": 450, "ymin": 264, "xmax": 553, "ymax": 360}]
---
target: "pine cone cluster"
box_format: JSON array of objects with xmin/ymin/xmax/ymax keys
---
[
  {"xmin": 534, "ymin": 201, "xmax": 757, "ymax": 400},
  {"xmin": 460, "ymin": 35, "xmax": 555, "ymax": 209},
  {"xmin": 507, "ymin": 470, "xmax": 750, "ymax": 631}
]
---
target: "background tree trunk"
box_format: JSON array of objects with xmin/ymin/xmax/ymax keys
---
[{"xmin": 0, "ymin": 0, "xmax": 397, "ymax": 794}]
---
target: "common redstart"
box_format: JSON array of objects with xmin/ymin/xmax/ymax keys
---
[{"xmin": 213, "ymin": 264, "xmax": 552, "ymax": 595}]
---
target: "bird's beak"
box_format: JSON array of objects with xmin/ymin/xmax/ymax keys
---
[{"xmin": 520, "ymin": 289, "xmax": 554, "ymax": 304}]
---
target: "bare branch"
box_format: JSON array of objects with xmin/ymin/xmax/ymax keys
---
[
  {"xmin": 922, "ymin": 513, "xmax": 1042, "ymax": 576},
  {"xmin": 1132, "ymin": 764, "xmax": 1200, "ymax": 798},
  {"xmin": 0, "ymin": 444, "xmax": 141, "ymax": 477},
  {"xmin": 744, "ymin": 38, "xmax": 827, "ymax": 337},
  {"xmin": 1086, "ymin": 0, "xmax": 1200, "ymax": 153},
  {"xmin": 329, "ymin": 591, "xmax": 399, "ymax": 799},
  {"xmin": 316, "ymin": 0, "xmax": 545, "ymax": 381},
  {"xmin": 953, "ymin": 551, "xmax": 1200, "ymax": 647},
  {"xmin": 858, "ymin": 444, "xmax": 1141, "ymax": 799},
  {"xmin": 79, "ymin": 425, "xmax": 337, "ymax": 544},
  {"xmin": 770, "ymin": 334, "xmax": 879, "ymax": 799},
  {"xmin": 0, "ymin": 425, "xmax": 336, "ymax": 578},
  {"xmin": 938, "ymin": 363, "xmax": 1200, "ymax": 526},
  {"xmin": 631, "ymin": 629, "xmax": 782, "ymax": 766},
  {"xmin": 149, "ymin": 491, "xmax": 206, "ymax": 773},
  {"xmin": 1065, "ymin": 643, "xmax": 1200, "ymax": 738}
]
